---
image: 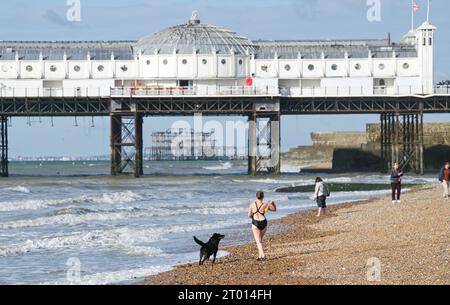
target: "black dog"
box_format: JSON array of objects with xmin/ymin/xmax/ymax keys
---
[{"xmin": 193, "ymin": 233, "xmax": 225, "ymax": 266}]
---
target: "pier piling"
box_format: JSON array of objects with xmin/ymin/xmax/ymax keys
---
[
  {"xmin": 248, "ymin": 112, "xmax": 281, "ymax": 175},
  {"xmin": 380, "ymin": 112, "xmax": 424, "ymax": 174},
  {"xmin": 110, "ymin": 113, "xmax": 144, "ymax": 177},
  {"xmin": 0, "ymin": 116, "xmax": 8, "ymax": 177}
]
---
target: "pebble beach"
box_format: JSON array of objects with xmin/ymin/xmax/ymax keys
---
[{"xmin": 144, "ymin": 185, "xmax": 450, "ymax": 285}]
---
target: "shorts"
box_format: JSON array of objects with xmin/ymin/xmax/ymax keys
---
[{"xmin": 316, "ymin": 196, "xmax": 327, "ymax": 208}]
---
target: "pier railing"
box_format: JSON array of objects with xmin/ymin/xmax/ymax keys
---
[
  {"xmin": 110, "ymin": 86, "xmax": 277, "ymax": 97},
  {"xmin": 1, "ymin": 85, "xmax": 450, "ymax": 99}
]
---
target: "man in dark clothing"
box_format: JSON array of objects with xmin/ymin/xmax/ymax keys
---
[{"xmin": 391, "ymin": 163, "xmax": 404, "ymax": 204}]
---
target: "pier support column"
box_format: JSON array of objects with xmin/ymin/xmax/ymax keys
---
[
  {"xmin": 248, "ymin": 112, "xmax": 281, "ymax": 176},
  {"xmin": 1, "ymin": 116, "xmax": 8, "ymax": 177},
  {"xmin": 380, "ymin": 112, "xmax": 424, "ymax": 174},
  {"xmin": 248, "ymin": 113, "xmax": 257, "ymax": 175},
  {"xmin": 110, "ymin": 115, "xmax": 122, "ymax": 176},
  {"xmin": 110, "ymin": 114, "xmax": 144, "ymax": 177},
  {"xmin": 134, "ymin": 114, "xmax": 144, "ymax": 177}
]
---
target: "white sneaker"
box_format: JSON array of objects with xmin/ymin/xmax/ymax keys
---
[
  {"xmin": 392, "ymin": 200, "xmax": 396, "ymax": 204},
  {"xmin": 397, "ymin": 200, "xmax": 401, "ymax": 204}
]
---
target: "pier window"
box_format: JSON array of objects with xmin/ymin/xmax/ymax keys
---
[
  {"xmin": 378, "ymin": 63, "xmax": 385, "ymax": 70},
  {"xmin": 354, "ymin": 63, "xmax": 361, "ymax": 70},
  {"xmin": 163, "ymin": 59, "xmax": 168, "ymax": 65},
  {"xmin": 261, "ymin": 65, "xmax": 268, "ymax": 72},
  {"xmin": 202, "ymin": 59, "xmax": 207, "ymax": 64},
  {"xmin": 238, "ymin": 59, "xmax": 243, "ymax": 65},
  {"xmin": 50, "ymin": 65, "xmax": 57, "ymax": 72},
  {"xmin": 308, "ymin": 64, "xmax": 315, "ymax": 71},
  {"xmin": 403, "ymin": 63, "xmax": 410, "ymax": 70},
  {"xmin": 221, "ymin": 59, "xmax": 227, "ymax": 65},
  {"xmin": 97, "ymin": 65, "xmax": 104, "ymax": 72},
  {"xmin": 146, "ymin": 60, "xmax": 151, "ymax": 65},
  {"xmin": 121, "ymin": 65, "xmax": 128, "ymax": 72},
  {"xmin": 182, "ymin": 59, "xmax": 188, "ymax": 65},
  {"xmin": 331, "ymin": 64, "xmax": 338, "ymax": 71},
  {"xmin": 25, "ymin": 65, "xmax": 33, "ymax": 72},
  {"xmin": 284, "ymin": 64, "xmax": 291, "ymax": 71},
  {"xmin": 74, "ymin": 65, "xmax": 81, "ymax": 72}
]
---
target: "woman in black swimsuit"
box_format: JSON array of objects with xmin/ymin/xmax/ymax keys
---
[{"xmin": 248, "ymin": 191, "xmax": 277, "ymax": 261}]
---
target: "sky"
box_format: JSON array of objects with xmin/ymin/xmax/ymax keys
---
[{"xmin": 1, "ymin": 0, "xmax": 450, "ymax": 157}]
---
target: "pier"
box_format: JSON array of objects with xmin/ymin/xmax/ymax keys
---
[
  {"xmin": 0, "ymin": 13, "xmax": 446, "ymax": 177},
  {"xmin": 1, "ymin": 87, "xmax": 450, "ymax": 177}
]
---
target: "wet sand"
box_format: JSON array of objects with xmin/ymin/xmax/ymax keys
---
[{"xmin": 144, "ymin": 185, "xmax": 450, "ymax": 285}]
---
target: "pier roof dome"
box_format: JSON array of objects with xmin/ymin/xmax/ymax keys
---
[{"xmin": 136, "ymin": 11, "xmax": 255, "ymax": 55}]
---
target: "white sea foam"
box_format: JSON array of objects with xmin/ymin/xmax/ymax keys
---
[
  {"xmin": 4, "ymin": 186, "xmax": 31, "ymax": 193},
  {"xmin": 232, "ymin": 178, "xmax": 308, "ymax": 185},
  {"xmin": 0, "ymin": 201, "xmax": 253, "ymax": 230},
  {"xmin": 40, "ymin": 250, "xmax": 230, "ymax": 285},
  {"xmin": 0, "ymin": 227, "xmax": 163, "ymax": 257},
  {"xmin": 203, "ymin": 162, "xmax": 233, "ymax": 171},
  {"xmin": 0, "ymin": 191, "xmax": 143, "ymax": 212},
  {"xmin": 0, "ymin": 210, "xmax": 143, "ymax": 230},
  {"xmin": 40, "ymin": 265, "xmax": 173, "ymax": 285},
  {"xmin": 280, "ymin": 164, "xmax": 303, "ymax": 173},
  {"xmin": 0, "ymin": 219, "xmax": 247, "ymax": 257}
]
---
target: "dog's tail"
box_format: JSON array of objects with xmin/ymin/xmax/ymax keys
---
[{"xmin": 193, "ymin": 236, "xmax": 206, "ymax": 247}]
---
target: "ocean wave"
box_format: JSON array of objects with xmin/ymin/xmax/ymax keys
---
[
  {"xmin": 0, "ymin": 202, "xmax": 253, "ymax": 230},
  {"xmin": 3, "ymin": 186, "xmax": 31, "ymax": 193},
  {"xmin": 42, "ymin": 250, "xmax": 230, "ymax": 285},
  {"xmin": 0, "ymin": 227, "xmax": 163, "ymax": 257},
  {"xmin": 280, "ymin": 164, "xmax": 303, "ymax": 173},
  {"xmin": 0, "ymin": 210, "xmax": 144, "ymax": 230},
  {"xmin": 0, "ymin": 191, "xmax": 143, "ymax": 212},
  {"xmin": 232, "ymin": 178, "xmax": 309, "ymax": 185},
  {"xmin": 203, "ymin": 162, "xmax": 232, "ymax": 171},
  {"xmin": 39, "ymin": 265, "xmax": 173, "ymax": 285},
  {"xmin": 0, "ymin": 219, "xmax": 247, "ymax": 257},
  {"xmin": 52, "ymin": 207, "xmax": 95, "ymax": 216}
]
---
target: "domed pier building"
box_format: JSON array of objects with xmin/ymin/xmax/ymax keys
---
[
  {"xmin": 0, "ymin": 12, "xmax": 442, "ymax": 177},
  {"xmin": 0, "ymin": 11, "xmax": 436, "ymax": 97}
]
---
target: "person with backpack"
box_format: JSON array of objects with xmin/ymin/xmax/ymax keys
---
[
  {"xmin": 314, "ymin": 177, "xmax": 330, "ymax": 217},
  {"xmin": 438, "ymin": 162, "xmax": 450, "ymax": 199},
  {"xmin": 390, "ymin": 163, "xmax": 404, "ymax": 204}
]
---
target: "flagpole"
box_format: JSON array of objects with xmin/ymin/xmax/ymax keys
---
[
  {"xmin": 411, "ymin": 0, "xmax": 414, "ymax": 30},
  {"xmin": 427, "ymin": 0, "xmax": 430, "ymax": 22}
]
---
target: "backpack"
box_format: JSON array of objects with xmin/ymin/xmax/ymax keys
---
[
  {"xmin": 438, "ymin": 167, "xmax": 444, "ymax": 182},
  {"xmin": 323, "ymin": 182, "xmax": 331, "ymax": 197}
]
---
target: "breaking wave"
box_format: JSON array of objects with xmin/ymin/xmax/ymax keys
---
[
  {"xmin": 0, "ymin": 219, "xmax": 247, "ymax": 257},
  {"xmin": 0, "ymin": 191, "xmax": 143, "ymax": 212},
  {"xmin": 4, "ymin": 186, "xmax": 31, "ymax": 193},
  {"xmin": 203, "ymin": 162, "xmax": 233, "ymax": 171}
]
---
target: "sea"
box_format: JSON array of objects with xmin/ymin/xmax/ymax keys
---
[{"xmin": 0, "ymin": 160, "xmax": 437, "ymax": 284}]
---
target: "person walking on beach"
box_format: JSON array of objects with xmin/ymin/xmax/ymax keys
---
[
  {"xmin": 438, "ymin": 162, "xmax": 450, "ymax": 199},
  {"xmin": 313, "ymin": 177, "xmax": 330, "ymax": 217},
  {"xmin": 248, "ymin": 191, "xmax": 277, "ymax": 261},
  {"xmin": 391, "ymin": 163, "xmax": 404, "ymax": 204}
]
